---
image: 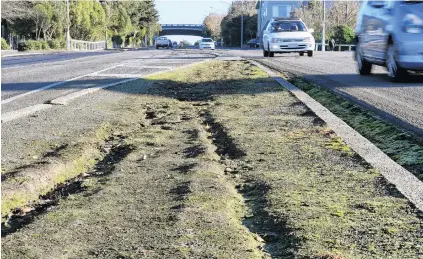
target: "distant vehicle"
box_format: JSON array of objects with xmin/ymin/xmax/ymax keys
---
[
  {"xmin": 354, "ymin": 0, "xmax": 423, "ymax": 82},
  {"xmin": 247, "ymin": 38, "xmax": 260, "ymax": 48},
  {"xmin": 262, "ymin": 17, "xmax": 315, "ymax": 57},
  {"xmin": 155, "ymin": 37, "xmax": 170, "ymax": 49},
  {"xmin": 199, "ymin": 38, "xmax": 215, "ymax": 50}
]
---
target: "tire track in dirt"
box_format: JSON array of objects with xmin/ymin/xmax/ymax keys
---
[{"xmin": 1, "ymin": 135, "xmax": 133, "ymax": 237}]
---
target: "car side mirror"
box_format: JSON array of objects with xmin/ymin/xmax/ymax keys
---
[{"xmin": 308, "ymin": 28, "xmax": 314, "ymax": 33}]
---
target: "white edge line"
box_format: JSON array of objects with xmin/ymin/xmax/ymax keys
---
[
  {"xmin": 2, "ymin": 59, "xmax": 212, "ymax": 122},
  {"xmin": 2, "ymin": 104, "xmax": 51, "ymax": 122},
  {"xmin": 1, "ymin": 64, "xmax": 124, "ymax": 105},
  {"xmin": 250, "ymin": 59, "xmax": 423, "ymax": 212}
]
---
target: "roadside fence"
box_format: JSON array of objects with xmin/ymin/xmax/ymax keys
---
[
  {"xmin": 70, "ymin": 40, "xmax": 106, "ymax": 51},
  {"xmin": 315, "ymin": 43, "xmax": 356, "ymax": 51}
]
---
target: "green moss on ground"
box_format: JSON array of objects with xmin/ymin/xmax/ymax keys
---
[{"xmin": 290, "ymin": 77, "xmax": 423, "ymax": 179}]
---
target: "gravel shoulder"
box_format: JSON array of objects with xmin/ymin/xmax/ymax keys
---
[{"xmin": 2, "ymin": 60, "xmax": 422, "ymax": 258}]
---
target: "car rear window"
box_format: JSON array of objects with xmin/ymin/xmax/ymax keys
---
[
  {"xmin": 271, "ymin": 21, "xmax": 306, "ymax": 32},
  {"xmin": 158, "ymin": 37, "xmax": 167, "ymax": 40},
  {"xmin": 202, "ymin": 39, "xmax": 213, "ymax": 42}
]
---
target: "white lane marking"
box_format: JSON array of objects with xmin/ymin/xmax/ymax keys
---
[
  {"xmin": 50, "ymin": 78, "xmax": 137, "ymax": 105},
  {"xmin": 87, "ymin": 74, "xmax": 140, "ymax": 78},
  {"xmin": 1, "ymin": 104, "xmax": 51, "ymax": 122},
  {"xmin": 2, "ymin": 52, "xmax": 44, "ymax": 58},
  {"xmin": 251, "ymin": 59, "xmax": 423, "ymax": 212},
  {"xmin": 120, "ymin": 65, "xmax": 173, "ymax": 69},
  {"xmin": 2, "ymin": 59, "xmax": 211, "ymax": 122},
  {"xmin": 1, "ymin": 63, "xmax": 124, "ymax": 105}
]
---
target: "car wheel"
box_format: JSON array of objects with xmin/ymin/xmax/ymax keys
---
[
  {"xmin": 355, "ymin": 43, "xmax": 372, "ymax": 75},
  {"xmin": 263, "ymin": 48, "xmax": 269, "ymax": 57},
  {"xmin": 307, "ymin": 51, "xmax": 313, "ymax": 57},
  {"xmin": 386, "ymin": 44, "xmax": 407, "ymax": 82},
  {"xmin": 267, "ymin": 44, "xmax": 274, "ymax": 57},
  {"xmin": 299, "ymin": 52, "xmax": 304, "ymax": 56}
]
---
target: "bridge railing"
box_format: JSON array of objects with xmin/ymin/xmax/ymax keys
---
[
  {"xmin": 161, "ymin": 24, "xmax": 203, "ymax": 27},
  {"xmin": 70, "ymin": 40, "xmax": 106, "ymax": 51},
  {"xmin": 315, "ymin": 43, "xmax": 356, "ymax": 51}
]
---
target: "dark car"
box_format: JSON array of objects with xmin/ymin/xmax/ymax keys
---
[{"xmin": 247, "ymin": 38, "xmax": 260, "ymax": 48}]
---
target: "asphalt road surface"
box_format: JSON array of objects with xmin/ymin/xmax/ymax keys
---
[
  {"xmin": 1, "ymin": 48, "xmax": 217, "ymax": 168},
  {"xmin": 222, "ymin": 49, "xmax": 423, "ymax": 137},
  {"xmin": 2, "ymin": 48, "xmax": 423, "ymax": 137}
]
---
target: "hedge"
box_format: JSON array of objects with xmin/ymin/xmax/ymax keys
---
[
  {"xmin": 18, "ymin": 40, "xmax": 50, "ymax": 51},
  {"xmin": 1, "ymin": 38, "xmax": 11, "ymax": 50}
]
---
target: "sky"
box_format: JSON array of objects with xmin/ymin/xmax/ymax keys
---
[{"xmin": 155, "ymin": 0, "xmax": 233, "ymax": 44}]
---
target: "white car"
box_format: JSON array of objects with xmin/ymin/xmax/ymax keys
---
[
  {"xmin": 262, "ymin": 17, "xmax": 315, "ymax": 57},
  {"xmin": 199, "ymin": 38, "xmax": 215, "ymax": 50}
]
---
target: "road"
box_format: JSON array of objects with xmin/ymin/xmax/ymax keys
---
[
  {"xmin": 1, "ymin": 49, "xmax": 216, "ymax": 169},
  {"xmin": 224, "ymin": 49, "xmax": 423, "ymax": 137},
  {"xmin": 2, "ymin": 48, "xmax": 422, "ymax": 168}
]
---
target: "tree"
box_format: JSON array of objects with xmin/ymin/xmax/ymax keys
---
[
  {"xmin": 292, "ymin": 0, "xmax": 360, "ymax": 41},
  {"xmin": 71, "ymin": 1, "xmax": 106, "ymax": 41},
  {"xmin": 1, "ymin": 0, "xmax": 160, "ymax": 48},
  {"xmin": 220, "ymin": 1, "xmax": 257, "ymax": 46},
  {"xmin": 332, "ymin": 25, "xmax": 355, "ymax": 44},
  {"xmin": 203, "ymin": 13, "xmax": 224, "ymax": 40}
]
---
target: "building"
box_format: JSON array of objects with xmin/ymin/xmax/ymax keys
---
[{"xmin": 255, "ymin": 0, "xmax": 305, "ymax": 40}]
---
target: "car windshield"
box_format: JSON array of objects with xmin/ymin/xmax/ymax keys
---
[
  {"xmin": 271, "ymin": 21, "xmax": 307, "ymax": 32},
  {"xmin": 158, "ymin": 37, "xmax": 167, "ymax": 40},
  {"xmin": 202, "ymin": 39, "xmax": 213, "ymax": 42}
]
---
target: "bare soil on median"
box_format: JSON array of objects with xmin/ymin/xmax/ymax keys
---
[{"xmin": 2, "ymin": 60, "xmax": 422, "ymax": 258}]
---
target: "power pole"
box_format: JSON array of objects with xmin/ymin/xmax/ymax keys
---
[
  {"xmin": 66, "ymin": 0, "xmax": 70, "ymax": 51},
  {"xmin": 240, "ymin": 0, "xmax": 243, "ymax": 49},
  {"xmin": 322, "ymin": 0, "xmax": 326, "ymax": 52}
]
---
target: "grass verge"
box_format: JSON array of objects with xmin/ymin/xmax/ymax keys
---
[{"xmin": 288, "ymin": 76, "xmax": 423, "ymax": 180}]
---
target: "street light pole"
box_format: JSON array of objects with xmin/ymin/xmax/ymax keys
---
[
  {"xmin": 322, "ymin": 0, "xmax": 326, "ymax": 52},
  {"xmin": 66, "ymin": 0, "xmax": 70, "ymax": 51},
  {"xmin": 240, "ymin": 0, "xmax": 243, "ymax": 49}
]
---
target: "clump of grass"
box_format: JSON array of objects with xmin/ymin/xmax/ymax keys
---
[{"xmin": 290, "ymin": 77, "xmax": 423, "ymax": 179}]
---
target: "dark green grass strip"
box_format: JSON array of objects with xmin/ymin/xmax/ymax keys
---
[{"xmin": 289, "ymin": 77, "xmax": 423, "ymax": 180}]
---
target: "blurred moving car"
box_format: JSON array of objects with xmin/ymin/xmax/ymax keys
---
[
  {"xmin": 261, "ymin": 17, "xmax": 315, "ymax": 57},
  {"xmin": 247, "ymin": 38, "xmax": 260, "ymax": 48},
  {"xmin": 355, "ymin": 0, "xmax": 423, "ymax": 81},
  {"xmin": 156, "ymin": 37, "xmax": 170, "ymax": 49},
  {"xmin": 199, "ymin": 38, "xmax": 215, "ymax": 50}
]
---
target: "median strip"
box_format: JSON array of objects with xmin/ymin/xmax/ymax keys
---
[{"xmin": 2, "ymin": 60, "xmax": 422, "ymax": 258}]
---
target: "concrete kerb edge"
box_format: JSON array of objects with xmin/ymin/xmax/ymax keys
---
[{"xmin": 249, "ymin": 59, "xmax": 423, "ymax": 212}]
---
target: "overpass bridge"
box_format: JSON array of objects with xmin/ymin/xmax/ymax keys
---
[{"xmin": 159, "ymin": 24, "xmax": 204, "ymax": 37}]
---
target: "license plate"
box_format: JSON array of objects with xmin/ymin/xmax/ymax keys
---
[{"xmin": 288, "ymin": 43, "xmax": 298, "ymax": 48}]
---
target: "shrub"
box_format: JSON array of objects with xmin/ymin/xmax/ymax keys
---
[
  {"xmin": 332, "ymin": 25, "xmax": 355, "ymax": 44},
  {"xmin": 1, "ymin": 38, "xmax": 11, "ymax": 50},
  {"xmin": 17, "ymin": 40, "xmax": 50, "ymax": 51},
  {"xmin": 47, "ymin": 39, "xmax": 64, "ymax": 49},
  {"xmin": 17, "ymin": 41, "xmax": 29, "ymax": 51}
]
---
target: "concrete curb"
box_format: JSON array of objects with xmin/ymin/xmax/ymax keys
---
[{"xmin": 250, "ymin": 59, "xmax": 423, "ymax": 212}]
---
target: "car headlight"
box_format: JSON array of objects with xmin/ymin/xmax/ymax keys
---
[
  {"xmin": 403, "ymin": 13, "xmax": 423, "ymax": 34},
  {"xmin": 271, "ymin": 38, "xmax": 284, "ymax": 43}
]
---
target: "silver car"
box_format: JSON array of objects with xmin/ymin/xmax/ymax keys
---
[{"xmin": 355, "ymin": 0, "xmax": 423, "ymax": 81}]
